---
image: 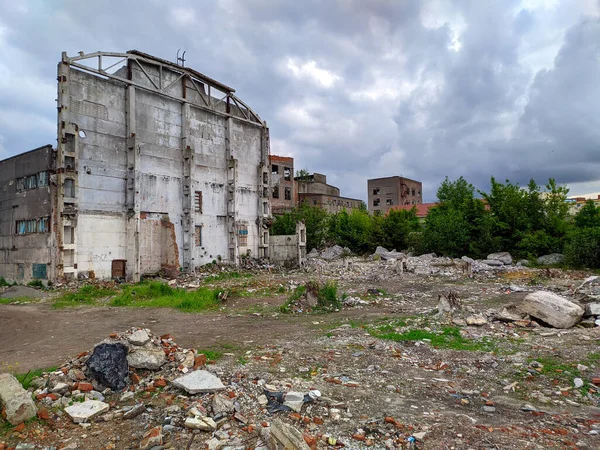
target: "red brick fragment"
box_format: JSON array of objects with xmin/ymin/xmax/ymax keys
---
[
  {"xmin": 352, "ymin": 433, "xmax": 366, "ymax": 441},
  {"xmin": 131, "ymin": 373, "xmax": 141, "ymax": 384},
  {"xmin": 155, "ymin": 379, "xmax": 167, "ymax": 388},
  {"xmin": 78, "ymin": 382, "xmax": 93, "ymax": 392},
  {"xmin": 37, "ymin": 408, "xmax": 50, "ymax": 420}
]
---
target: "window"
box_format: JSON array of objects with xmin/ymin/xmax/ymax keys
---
[
  {"xmin": 386, "ymin": 199, "xmax": 393, "ymax": 205},
  {"xmin": 16, "ymin": 171, "xmax": 49, "ymax": 191},
  {"xmin": 195, "ymin": 191, "xmax": 203, "ymax": 213},
  {"xmin": 15, "ymin": 217, "xmax": 50, "ymax": 235},
  {"xmin": 284, "ymin": 187, "xmax": 291, "ymax": 200},
  {"xmin": 411, "ymin": 189, "xmax": 415, "ymax": 196},
  {"xmin": 65, "ymin": 157, "xmax": 75, "ymax": 171},
  {"xmin": 271, "ymin": 164, "xmax": 279, "ymax": 175},
  {"xmin": 417, "ymin": 190, "xmax": 421, "ymax": 196},
  {"xmin": 195, "ymin": 225, "xmax": 202, "ymax": 246},
  {"xmin": 284, "ymin": 167, "xmax": 291, "ymax": 181},
  {"xmin": 237, "ymin": 224, "xmax": 248, "ymax": 247},
  {"xmin": 374, "ymin": 210, "xmax": 382, "ymax": 216},
  {"xmin": 373, "ymin": 188, "xmax": 380, "ymax": 195},
  {"xmin": 273, "ymin": 185, "xmax": 279, "ymax": 199},
  {"xmin": 64, "ymin": 178, "xmax": 75, "ymax": 198},
  {"xmin": 373, "ymin": 198, "xmax": 380, "ymax": 206},
  {"xmin": 313, "ymin": 199, "xmax": 317, "ymax": 205}
]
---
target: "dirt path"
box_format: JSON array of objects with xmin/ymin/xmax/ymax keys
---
[{"xmin": 0, "ymin": 303, "xmax": 316, "ymax": 372}]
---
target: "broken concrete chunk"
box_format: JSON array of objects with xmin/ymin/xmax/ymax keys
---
[
  {"xmin": 306, "ymin": 248, "xmax": 319, "ymax": 258},
  {"xmin": 128, "ymin": 329, "xmax": 150, "ymax": 346},
  {"xmin": 123, "ymin": 403, "xmax": 146, "ymax": 419},
  {"xmin": 212, "ymin": 393, "xmax": 235, "ymax": 415},
  {"xmin": 465, "ymin": 315, "xmax": 487, "ymax": 326},
  {"xmin": 585, "ymin": 303, "xmax": 600, "ymax": 316},
  {"xmin": 64, "ymin": 400, "xmax": 109, "ymax": 423},
  {"xmin": 0, "ymin": 373, "xmax": 37, "ymax": 425},
  {"xmin": 86, "ymin": 343, "xmax": 129, "ymax": 391},
  {"xmin": 486, "ymin": 252, "xmax": 513, "ymax": 265},
  {"xmin": 269, "ymin": 420, "xmax": 311, "ymax": 450},
  {"xmin": 537, "ymin": 253, "xmax": 564, "ymax": 265},
  {"xmin": 520, "ymin": 291, "xmax": 584, "ymax": 328},
  {"xmin": 481, "ymin": 259, "xmax": 504, "ymax": 267},
  {"xmin": 139, "ymin": 425, "xmax": 162, "ymax": 449},
  {"xmin": 320, "ymin": 245, "xmax": 344, "ymax": 260},
  {"xmin": 127, "ymin": 346, "xmax": 166, "ymax": 370},
  {"xmin": 495, "ymin": 306, "xmax": 525, "ymax": 322},
  {"xmin": 171, "ymin": 370, "xmax": 225, "ymax": 394},
  {"xmin": 184, "ymin": 416, "xmax": 217, "ymax": 431}
]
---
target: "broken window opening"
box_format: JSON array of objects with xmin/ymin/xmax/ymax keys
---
[
  {"xmin": 195, "ymin": 225, "xmax": 202, "ymax": 246},
  {"xmin": 373, "ymin": 188, "xmax": 380, "ymax": 195},
  {"xmin": 237, "ymin": 224, "xmax": 248, "ymax": 247},
  {"xmin": 65, "ymin": 133, "xmax": 75, "ymax": 154},
  {"xmin": 64, "ymin": 178, "xmax": 75, "ymax": 198},
  {"xmin": 273, "ymin": 185, "xmax": 279, "ymax": 199},
  {"xmin": 373, "ymin": 198, "xmax": 380, "ymax": 206},
  {"xmin": 65, "ymin": 156, "xmax": 75, "ymax": 171},
  {"xmin": 284, "ymin": 187, "xmax": 291, "ymax": 201},
  {"xmin": 386, "ymin": 199, "xmax": 393, "ymax": 205},
  {"xmin": 313, "ymin": 199, "xmax": 317, "ymax": 205},
  {"xmin": 411, "ymin": 188, "xmax": 415, "ymax": 196},
  {"xmin": 271, "ymin": 164, "xmax": 279, "ymax": 175},
  {"xmin": 195, "ymin": 191, "xmax": 203, "ymax": 213},
  {"xmin": 64, "ymin": 225, "xmax": 74, "ymax": 244},
  {"xmin": 283, "ymin": 167, "xmax": 291, "ymax": 181}
]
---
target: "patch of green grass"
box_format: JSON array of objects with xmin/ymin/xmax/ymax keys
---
[
  {"xmin": 27, "ymin": 279, "xmax": 44, "ymax": 288},
  {"xmin": 109, "ymin": 281, "xmax": 220, "ymax": 312},
  {"xmin": 15, "ymin": 367, "xmax": 57, "ymax": 390},
  {"xmin": 280, "ymin": 285, "xmax": 307, "ymax": 313},
  {"xmin": 203, "ymin": 271, "xmax": 253, "ymax": 283},
  {"xmin": 0, "ymin": 276, "xmax": 12, "ymax": 287},
  {"xmin": 238, "ymin": 356, "xmax": 248, "ymax": 365},
  {"xmin": 369, "ymin": 325, "xmax": 497, "ymax": 352},
  {"xmin": 0, "ymin": 296, "xmax": 37, "ymax": 305},
  {"xmin": 54, "ymin": 285, "xmax": 117, "ymax": 308},
  {"xmin": 317, "ymin": 281, "xmax": 340, "ymax": 310},
  {"xmin": 197, "ymin": 349, "xmax": 223, "ymax": 362}
]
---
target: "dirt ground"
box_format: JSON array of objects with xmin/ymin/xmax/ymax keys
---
[{"xmin": 1, "ymin": 258, "xmax": 600, "ymax": 449}]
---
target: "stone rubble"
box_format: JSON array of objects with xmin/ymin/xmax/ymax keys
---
[{"xmin": 0, "ymin": 373, "xmax": 37, "ymax": 425}]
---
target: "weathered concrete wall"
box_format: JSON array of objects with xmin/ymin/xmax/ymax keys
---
[
  {"xmin": 368, "ymin": 176, "xmax": 422, "ymax": 215},
  {"xmin": 0, "ymin": 145, "xmax": 54, "ymax": 282},
  {"xmin": 269, "ymin": 222, "xmax": 306, "ymax": 268},
  {"xmin": 299, "ymin": 193, "xmax": 362, "ymax": 214},
  {"xmin": 54, "ymin": 51, "xmax": 268, "ymax": 279}
]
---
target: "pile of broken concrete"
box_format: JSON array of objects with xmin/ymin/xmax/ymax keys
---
[{"xmin": 0, "ymin": 327, "xmax": 351, "ymax": 450}]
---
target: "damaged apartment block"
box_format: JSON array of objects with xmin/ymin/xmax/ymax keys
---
[{"xmin": 0, "ymin": 50, "xmax": 272, "ymax": 283}]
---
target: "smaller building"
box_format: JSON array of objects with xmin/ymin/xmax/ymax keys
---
[
  {"xmin": 368, "ymin": 176, "xmax": 423, "ymax": 215},
  {"xmin": 566, "ymin": 194, "xmax": 600, "ymax": 215},
  {"xmin": 269, "ymin": 155, "xmax": 295, "ymax": 215},
  {"xmin": 296, "ymin": 173, "xmax": 362, "ymax": 214}
]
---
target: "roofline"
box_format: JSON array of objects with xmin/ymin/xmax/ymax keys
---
[
  {"xmin": 0, "ymin": 144, "xmax": 53, "ymax": 164},
  {"xmin": 368, "ymin": 176, "xmax": 422, "ymax": 184}
]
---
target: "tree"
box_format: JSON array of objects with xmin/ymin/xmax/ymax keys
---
[
  {"xmin": 270, "ymin": 203, "xmax": 329, "ymax": 250},
  {"xmin": 381, "ymin": 208, "xmax": 420, "ymax": 251},
  {"xmin": 295, "ymin": 169, "xmax": 311, "ymax": 181},
  {"xmin": 574, "ymin": 200, "xmax": 600, "ymax": 228}
]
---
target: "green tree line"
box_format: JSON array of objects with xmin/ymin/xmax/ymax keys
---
[{"xmin": 270, "ymin": 176, "xmax": 600, "ymax": 269}]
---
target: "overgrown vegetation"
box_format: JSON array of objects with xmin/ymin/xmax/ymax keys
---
[
  {"xmin": 203, "ymin": 271, "xmax": 253, "ymax": 283},
  {"xmin": 0, "ymin": 277, "xmax": 13, "ymax": 287},
  {"xmin": 15, "ymin": 367, "xmax": 57, "ymax": 390},
  {"xmin": 54, "ymin": 285, "xmax": 117, "ymax": 308},
  {"xmin": 110, "ymin": 281, "xmax": 220, "ymax": 312},
  {"xmin": 271, "ymin": 175, "xmax": 600, "ymax": 268},
  {"xmin": 280, "ymin": 281, "xmax": 340, "ymax": 313}
]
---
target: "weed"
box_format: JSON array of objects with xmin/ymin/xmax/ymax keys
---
[
  {"xmin": 238, "ymin": 356, "xmax": 248, "ymax": 365},
  {"xmin": 369, "ymin": 325, "xmax": 497, "ymax": 352},
  {"xmin": 203, "ymin": 271, "xmax": 253, "ymax": 283},
  {"xmin": 316, "ymin": 281, "xmax": 340, "ymax": 310},
  {"xmin": 54, "ymin": 285, "xmax": 116, "ymax": 308},
  {"xmin": 280, "ymin": 285, "xmax": 306, "ymax": 313},
  {"xmin": 0, "ymin": 277, "xmax": 12, "ymax": 287},
  {"xmin": 110, "ymin": 281, "xmax": 220, "ymax": 312},
  {"xmin": 325, "ymin": 332, "xmax": 333, "ymax": 338},
  {"xmin": 27, "ymin": 279, "xmax": 44, "ymax": 289},
  {"xmin": 15, "ymin": 367, "xmax": 57, "ymax": 390},
  {"xmin": 197, "ymin": 349, "xmax": 223, "ymax": 362}
]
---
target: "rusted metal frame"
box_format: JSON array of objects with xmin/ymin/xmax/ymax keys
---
[
  {"xmin": 189, "ymin": 78, "xmax": 210, "ymax": 107},
  {"xmin": 230, "ymin": 94, "xmax": 263, "ymax": 123},
  {"xmin": 229, "ymin": 95, "xmax": 249, "ymax": 120},
  {"xmin": 67, "ymin": 62, "xmax": 263, "ymax": 127},
  {"xmin": 133, "ymin": 59, "xmax": 160, "ymax": 90}
]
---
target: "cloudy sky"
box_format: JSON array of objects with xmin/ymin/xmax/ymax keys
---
[{"xmin": 1, "ymin": 0, "xmax": 600, "ymax": 202}]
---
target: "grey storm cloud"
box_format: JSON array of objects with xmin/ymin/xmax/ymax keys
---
[{"xmin": 0, "ymin": 0, "xmax": 599, "ymax": 201}]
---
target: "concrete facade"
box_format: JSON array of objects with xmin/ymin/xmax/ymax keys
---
[
  {"xmin": 269, "ymin": 155, "xmax": 295, "ymax": 215},
  {"xmin": 268, "ymin": 221, "xmax": 306, "ymax": 268},
  {"xmin": 368, "ymin": 176, "xmax": 422, "ymax": 215},
  {"xmin": 295, "ymin": 173, "xmax": 362, "ymax": 214},
  {"xmin": 0, "ymin": 145, "xmax": 54, "ymax": 281},
  {"xmin": 0, "ymin": 50, "xmax": 271, "ymax": 283}
]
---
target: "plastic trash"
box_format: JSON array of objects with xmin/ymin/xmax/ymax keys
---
[{"xmin": 264, "ymin": 389, "xmax": 321, "ymax": 413}]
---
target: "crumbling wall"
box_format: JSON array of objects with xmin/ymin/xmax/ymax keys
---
[{"xmin": 269, "ymin": 222, "xmax": 306, "ymax": 268}]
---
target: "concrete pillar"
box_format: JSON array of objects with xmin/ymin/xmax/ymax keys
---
[
  {"xmin": 125, "ymin": 85, "xmax": 141, "ymax": 282},
  {"xmin": 181, "ymin": 102, "xmax": 194, "ymax": 273},
  {"xmin": 225, "ymin": 116, "xmax": 238, "ymax": 265}
]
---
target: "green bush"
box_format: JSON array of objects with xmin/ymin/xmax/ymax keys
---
[
  {"xmin": 316, "ymin": 281, "xmax": 340, "ymax": 310},
  {"xmin": 27, "ymin": 279, "xmax": 44, "ymax": 288},
  {"xmin": 564, "ymin": 227, "xmax": 600, "ymax": 269}
]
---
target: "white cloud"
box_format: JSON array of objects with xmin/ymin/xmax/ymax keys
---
[
  {"xmin": 171, "ymin": 7, "xmax": 197, "ymax": 26},
  {"xmin": 282, "ymin": 58, "xmax": 342, "ymax": 88}
]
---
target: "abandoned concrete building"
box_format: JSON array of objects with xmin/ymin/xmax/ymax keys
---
[
  {"xmin": 0, "ymin": 50, "xmax": 273, "ymax": 283},
  {"xmin": 296, "ymin": 172, "xmax": 363, "ymax": 214},
  {"xmin": 269, "ymin": 155, "xmax": 295, "ymax": 215},
  {"xmin": 368, "ymin": 176, "xmax": 423, "ymax": 215}
]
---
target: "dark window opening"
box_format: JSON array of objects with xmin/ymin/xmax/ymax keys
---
[
  {"xmin": 65, "ymin": 156, "xmax": 75, "ymax": 171},
  {"xmin": 313, "ymin": 199, "xmax": 317, "ymax": 205},
  {"xmin": 273, "ymin": 185, "xmax": 279, "ymax": 199},
  {"xmin": 386, "ymin": 199, "xmax": 393, "ymax": 205},
  {"xmin": 271, "ymin": 164, "xmax": 279, "ymax": 175},
  {"xmin": 195, "ymin": 191, "xmax": 203, "ymax": 213},
  {"xmin": 373, "ymin": 188, "xmax": 380, "ymax": 195},
  {"xmin": 284, "ymin": 187, "xmax": 291, "ymax": 200},
  {"xmin": 195, "ymin": 225, "xmax": 202, "ymax": 246},
  {"xmin": 284, "ymin": 167, "xmax": 291, "ymax": 181},
  {"xmin": 411, "ymin": 189, "xmax": 415, "ymax": 196},
  {"xmin": 373, "ymin": 198, "xmax": 380, "ymax": 206}
]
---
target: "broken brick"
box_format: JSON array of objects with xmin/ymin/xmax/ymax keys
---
[
  {"xmin": 194, "ymin": 354, "xmax": 207, "ymax": 369},
  {"xmin": 37, "ymin": 408, "xmax": 50, "ymax": 420},
  {"xmin": 78, "ymin": 382, "xmax": 93, "ymax": 392},
  {"xmin": 155, "ymin": 379, "xmax": 167, "ymax": 388}
]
